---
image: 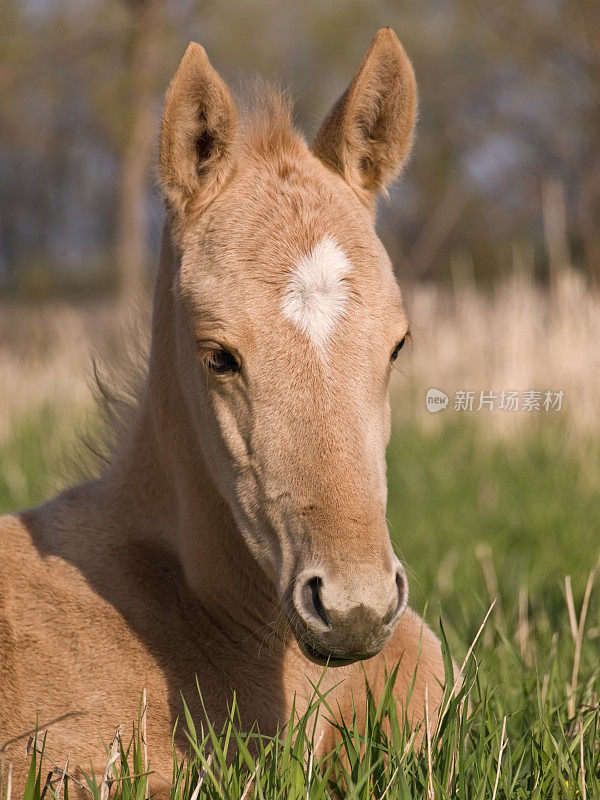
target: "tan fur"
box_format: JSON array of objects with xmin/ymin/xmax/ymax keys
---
[{"xmin": 0, "ymin": 30, "xmax": 447, "ymax": 796}]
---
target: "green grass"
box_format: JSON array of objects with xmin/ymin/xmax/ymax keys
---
[
  {"xmin": 388, "ymin": 419, "xmax": 600, "ymax": 646},
  {"xmin": 0, "ymin": 405, "xmax": 89, "ymax": 513},
  {"xmin": 1, "ymin": 409, "xmax": 599, "ymax": 798}
]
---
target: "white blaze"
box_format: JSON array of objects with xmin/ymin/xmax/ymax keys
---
[{"xmin": 282, "ymin": 236, "xmax": 352, "ymax": 354}]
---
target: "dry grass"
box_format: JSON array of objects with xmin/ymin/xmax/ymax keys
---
[
  {"xmin": 397, "ymin": 264, "xmax": 600, "ymax": 440},
  {"xmin": 0, "ymin": 300, "xmax": 148, "ymax": 448},
  {"xmin": 0, "ymin": 303, "xmax": 108, "ymax": 446},
  {"xmin": 1, "ymin": 262, "xmax": 598, "ymax": 448}
]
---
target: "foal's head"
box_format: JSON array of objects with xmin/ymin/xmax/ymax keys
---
[{"xmin": 158, "ymin": 29, "xmax": 417, "ymax": 666}]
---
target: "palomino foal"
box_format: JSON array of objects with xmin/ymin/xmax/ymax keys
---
[{"xmin": 0, "ymin": 29, "xmax": 447, "ymax": 793}]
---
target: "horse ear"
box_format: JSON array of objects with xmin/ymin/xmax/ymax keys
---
[
  {"xmin": 159, "ymin": 43, "xmax": 238, "ymax": 225},
  {"xmin": 311, "ymin": 28, "xmax": 417, "ymax": 213}
]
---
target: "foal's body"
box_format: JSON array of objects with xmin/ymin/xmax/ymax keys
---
[
  {"xmin": 0, "ymin": 500, "xmax": 442, "ymax": 790},
  {"xmin": 0, "ymin": 29, "xmax": 448, "ymax": 793}
]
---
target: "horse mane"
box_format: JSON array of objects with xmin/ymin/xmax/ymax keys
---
[
  {"xmin": 78, "ymin": 303, "xmax": 150, "ymax": 475},
  {"xmin": 239, "ymin": 81, "xmax": 306, "ymax": 162}
]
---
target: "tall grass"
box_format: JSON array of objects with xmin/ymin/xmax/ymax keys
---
[
  {"xmin": 4, "ymin": 593, "xmax": 599, "ymax": 800},
  {"xmin": 0, "ymin": 304, "xmax": 108, "ymax": 449},
  {"xmin": 1, "ymin": 262, "xmax": 599, "ymax": 797},
  {"xmin": 397, "ymin": 263, "xmax": 600, "ymax": 440}
]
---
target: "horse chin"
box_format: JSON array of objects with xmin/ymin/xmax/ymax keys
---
[{"xmin": 297, "ymin": 637, "xmax": 378, "ymax": 668}]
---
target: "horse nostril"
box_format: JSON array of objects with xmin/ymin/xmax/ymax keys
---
[
  {"xmin": 294, "ymin": 574, "xmax": 331, "ymax": 631},
  {"xmin": 394, "ymin": 567, "xmax": 408, "ymax": 618},
  {"xmin": 307, "ymin": 576, "xmax": 330, "ymax": 627}
]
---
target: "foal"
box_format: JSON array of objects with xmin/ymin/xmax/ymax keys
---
[{"xmin": 0, "ymin": 29, "xmax": 448, "ymax": 793}]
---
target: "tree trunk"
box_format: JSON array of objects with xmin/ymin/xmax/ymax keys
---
[{"xmin": 115, "ymin": 0, "xmax": 162, "ymax": 303}]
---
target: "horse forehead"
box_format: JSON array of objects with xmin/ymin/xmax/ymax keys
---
[
  {"xmin": 281, "ymin": 235, "xmax": 355, "ymax": 354},
  {"xmin": 223, "ymin": 232, "xmax": 398, "ymax": 341},
  {"xmin": 190, "ymin": 172, "xmax": 401, "ymax": 340}
]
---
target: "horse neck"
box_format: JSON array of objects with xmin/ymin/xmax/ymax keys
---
[{"xmin": 105, "ymin": 224, "xmax": 280, "ymax": 639}]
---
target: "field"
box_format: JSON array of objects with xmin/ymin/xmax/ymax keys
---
[{"xmin": 1, "ymin": 274, "xmax": 599, "ymax": 798}]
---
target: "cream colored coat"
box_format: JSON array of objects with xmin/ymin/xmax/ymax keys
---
[{"xmin": 0, "ymin": 29, "xmax": 448, "ymax": 796}]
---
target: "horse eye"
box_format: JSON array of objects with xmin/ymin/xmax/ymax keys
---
[
  {"xmin": 390, "ymin": 336, "xmax": 407, "ymax": 362},
  {"xmin": 206, "ymin": 348, "xmax": 240, "ymax": 375}
]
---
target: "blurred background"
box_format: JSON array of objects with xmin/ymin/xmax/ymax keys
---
[
  {"xmin": 1, "ymin": 1, "xmax": 599, "ymax": 656},
  {"xmin": 2, "ymin": 0, "xmax": 600, "ymax": 295}
]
